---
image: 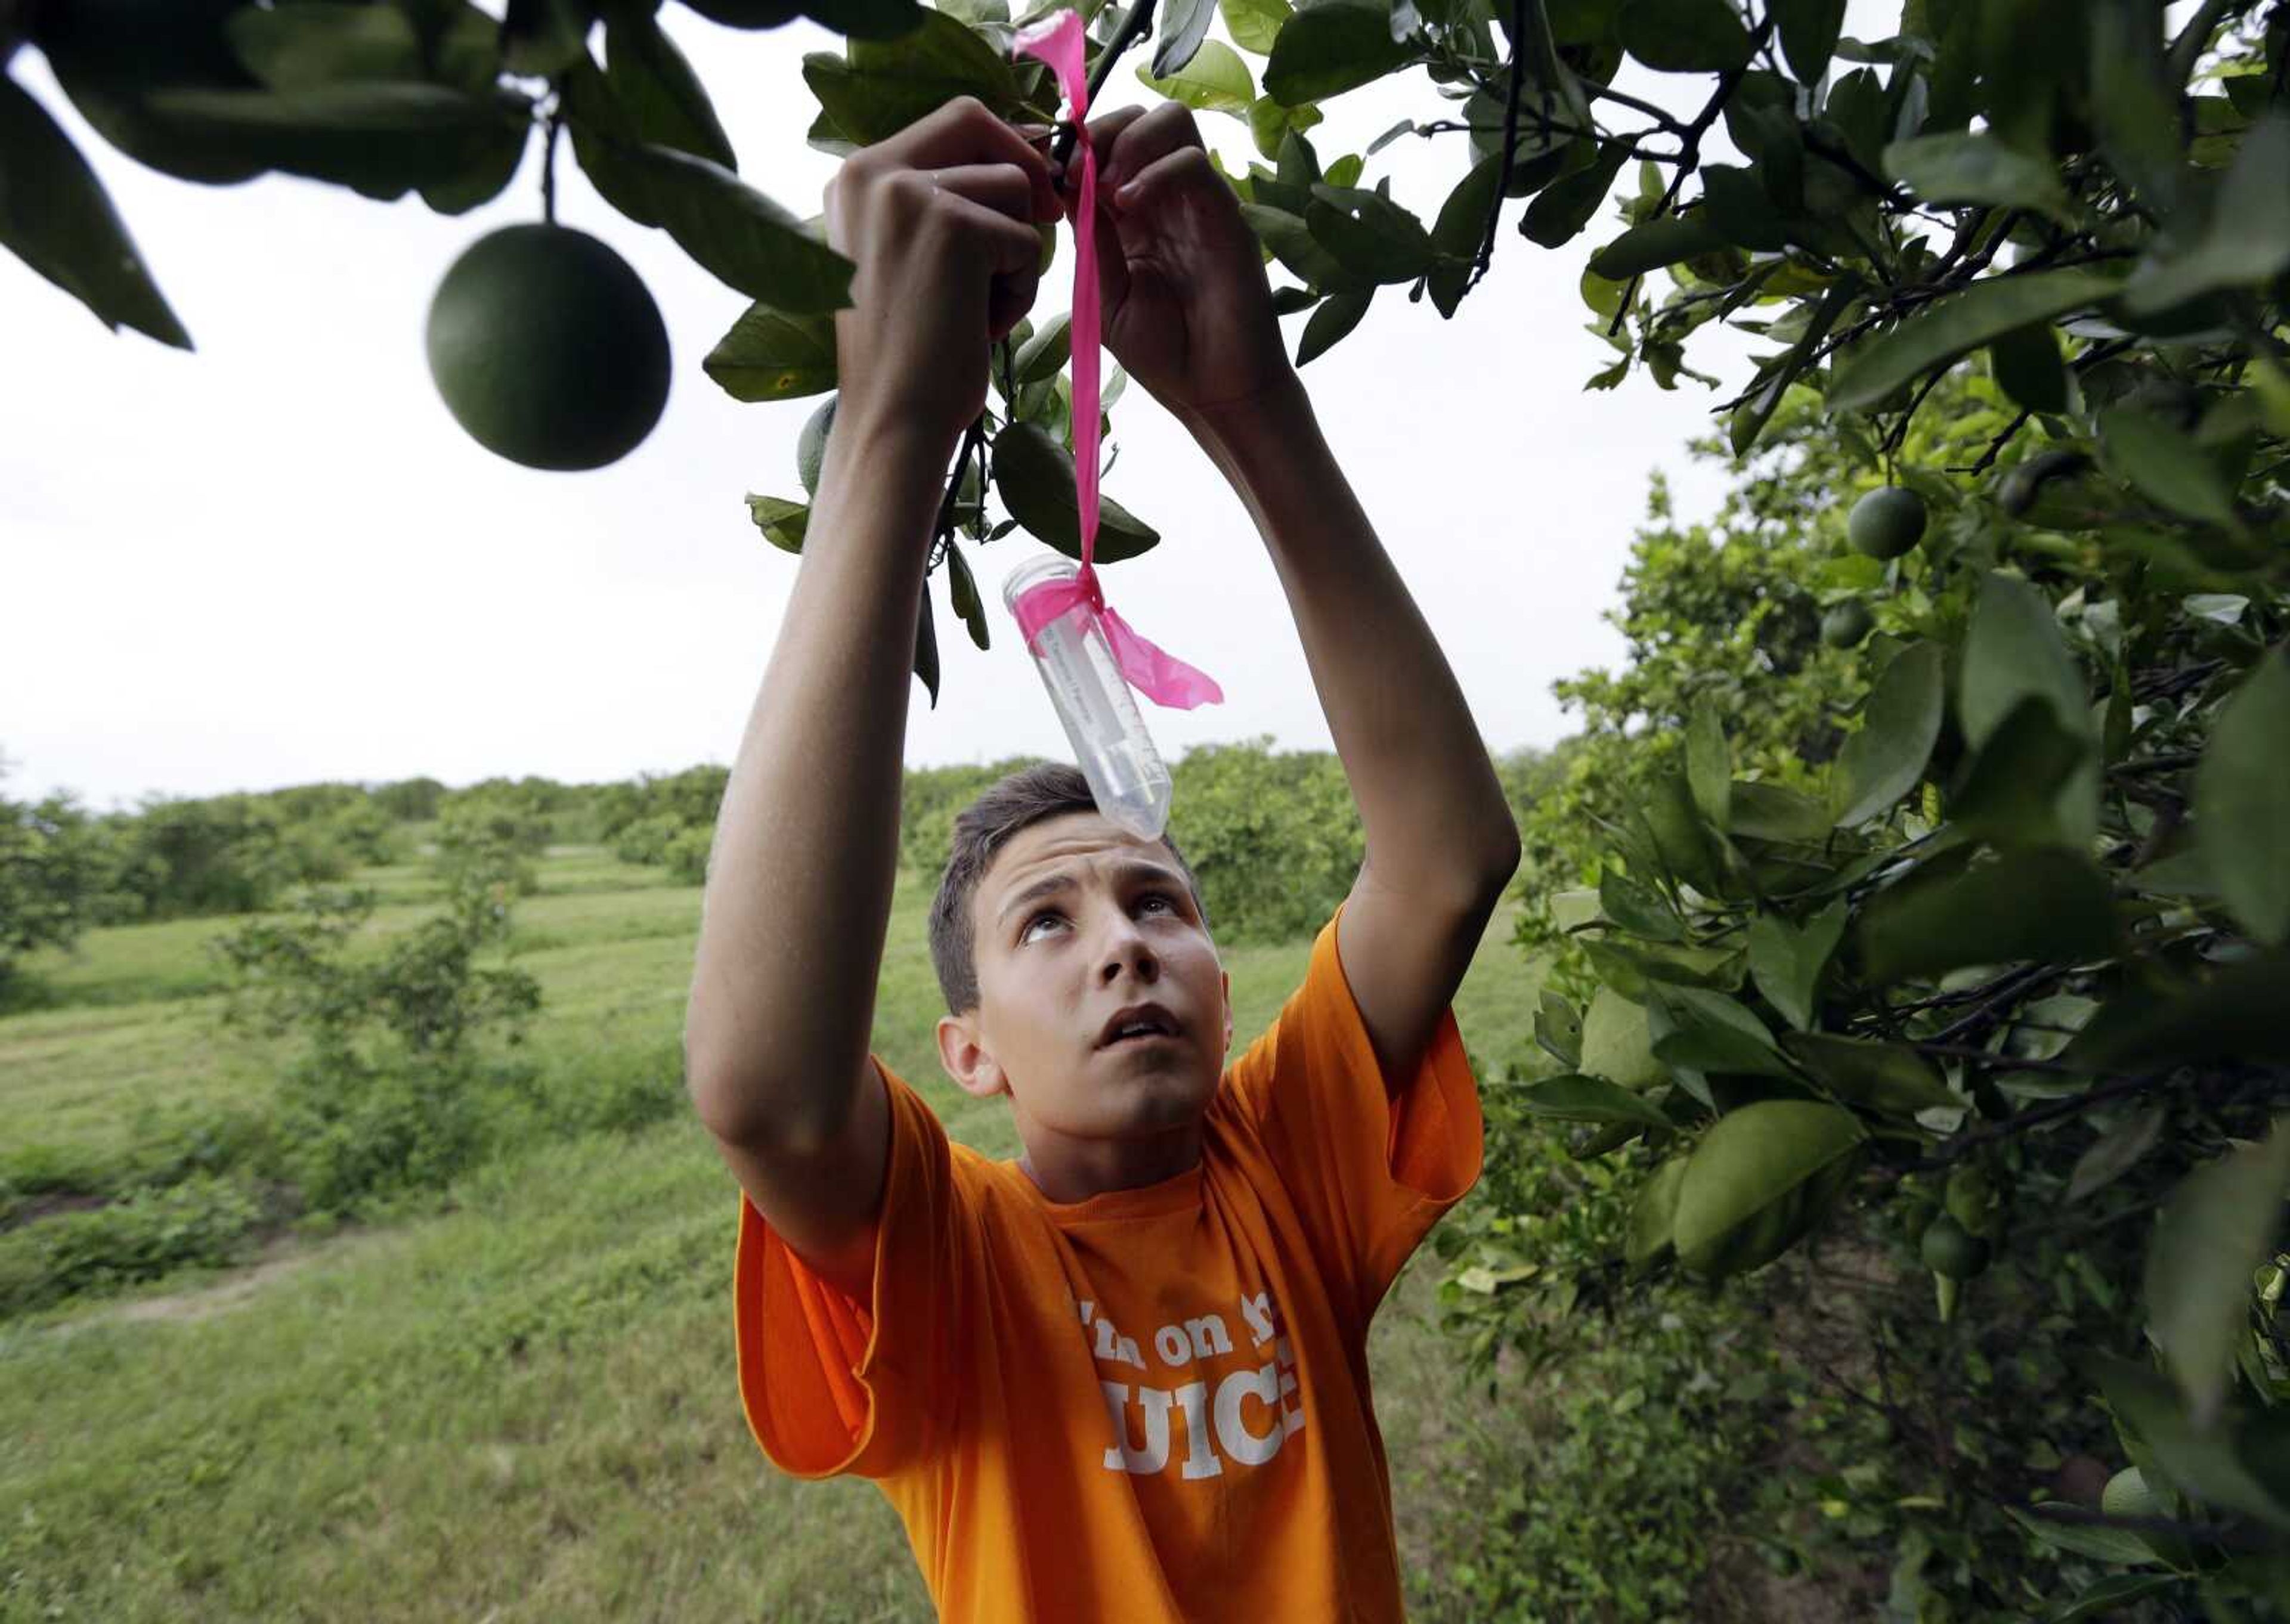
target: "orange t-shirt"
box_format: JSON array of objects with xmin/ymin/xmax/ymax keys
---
[{"xmin": 731, "ymin": 905, "xmax": 1484, "ymax": 1622}]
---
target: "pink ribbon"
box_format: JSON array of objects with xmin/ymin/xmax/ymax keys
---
[{"xmin": 1008, "ymin": 9, "xmax": 1223, "ymax": 711}]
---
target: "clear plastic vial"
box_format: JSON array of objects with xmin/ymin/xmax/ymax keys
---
[{"xmin": 1002, "ymin": 554, "xmax": 1172, "ymax": 841}]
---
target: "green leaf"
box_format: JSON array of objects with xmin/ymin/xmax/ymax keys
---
[
  {"xmin": 914, "ymin": 573, "xmax": 940, "ymax": 708},
  {"xmin": 1138, "ymin": 38, "xmax": 1256, "ymax": 115},
  {"xmin": 2146, "ymin": 1122, "xmax": 2290, "ymax": 1425},
  {"xmin": 1512, "ymin": 1073, "xmax": 1675, "ymax": 1131},
  {"xmin": 1673, "ymin": 1101, "xmax": 1865, "ymax": 1276},
  {"xmin": 703, "ymin": 303, "xmax": 838, "ymax": 401},
  {"xmin": 1152, "ymin": 0, "xmax": 1220, "ymax": 76},
  {"xmin": 1617, "ymin": 0, "xmax": 1751, "ymax": 72},
  {"xmin": 1601, "ymin": 871, "xmax": 1685, "ymax": 944},
  {"xmin": 1685, "ymin": 706, "xmax": 1730, "ymax": 830},
  {"xmin": 1768, "ymin": 0, "xmax": 1844, "ymax": 82},
  {"xmin": 1833, "ymin": 641, "xmax": 1944, "ymax": 827},
  {"xmin": 1859, "ymin": 849, "xmax": 2118, "ymax": 985},
  {"xmin": 565, "ymin": 113, "xmax": 854, "ymax": 310},
  {"xmin": 1747, "ymin": 902, "xmax": 1846, "ymax": 1033},
  {"xmin": 1988, "ymin": 323, "xmax": 2067, "ymax": 414},
  {"xmin": 1730, "ymin": 781, "xmax": 1834, "ymax": 843},
  {"xmin": 1296, "ymin": 285, "xmax": 1372, "ymax": 364},
  {"xmin": 2066, "ymin": 1106, "xmax": 2166, "ymax": 1203},
  {"xmin": 1221, "ymin": 0, "xmax": 1293, "ymax": 55},
  {"xmin": 1587, "ymin": 213, "xmax": 1731, "ymax": 281},
  {"xmin": 1731, "ymin": 276, "xmax": 1858, "ymax": 455},
  {"xmin": 1013, "ymin": 311, "xmax": 1072, "ymax": 386},
  {"xmin": 2003, "ymin": 1507, "xmax": 2164, "ymax": 1568},
  {"xmin": 227, "ymin": 2, "xmax": 425, "ymax": 90},
  {"xmin": 2196, "ymin": 651, "xmax": 2290, "ymax": 947},
  {"xmin": 2121, "ymin": 114, "xmax": 2290, "ymax": 313},
  {"xmin": 991, "ymin": 422, "xmax": 1161, "ymax": 563},
  {"xmin": 1960, "ymin": 574, "xmax": 2089, "ymax": 751},
  {"xmin": 1535, "ymin": 989, "xmax": 1583, "ymax": 1069},
  {"xmin": 1780, "ymin": 1032, "xmax": 1958, "ymax": 1118},
  {"xmin": 503, "ymin": 0, "xmax": 597, "ymax": 78},
  {"xmin": 1247, "ymin": 95, "xmax": 1322, "ymax": 162},
  {"xmin": 1307, "ymin": 182, "xmax": 1434, "ymax": 283},
  {"xmin": 2091, "ymin": 1356, "xmax": 2290, "ymax": 1530},
  {"xmin": 799, "ymin": 11, "xmax": 1020, "ymax": 145},
  {"xmin": 1827, "ymin": 269, "xmax": 2121, "ymax": 413},
  {"xmin": 1881, "ymin": 131, "xmax": 2071, "ymax": 218},
  {"xmin": 1262, "ymin": 0, "xmax": 1419, "ymax": 107},
  {"xmin": 143, "ymin": 82, "xmax": 533, "ymax": 207},
  {"xmin": 945, "ymin": 540, "xmax": 990, "ymax": 651},
  {"xmin": 802, "ymin": 0, "xmax": 931, "ymax": 41},
  {"xmin": 2068, "ymin": 954, "xmax": 2290, "ymax": 1070},
  {"xmin": 1645, "ymin": 985, "xmax": 1792, "ymax": 1078},
  {"xmin": 0, "ymin": 76, "xmax": 191, "ymax": 349},
  {"xmin": 605, "ymin": 5, "xmax": 739, "ymax": 170},
  {"xmin": 1429, "ymin": 150, "xmax": 1500, "ymax": 265},
  {"xmin": 2099, "ymin": 407, "xmax": 2237, "ymax": 524},
  {"xmin": 1627, "ymin": 1155, "xmax": 1689, "ymax": 1267},
  {"xmin": 2048, "ymin": 1575, "xmax": 2178, "ymax": 1624},
  {"xmin": 745, "ymin": 494, "xmax": 810, "ymax": 553},
  {"xmin": 1639, "ymin": 767, "xmax": 1722, "ymax": 895},
  {"xmin": 1520, "ymin": 139, "xmax": 1630, "ymax": 249},
  {"xmin": 1237, "ymin": 202, "xmax": 1367, "ymax": 292},
  {"xmin": 1580, "ymin": 985, "xmax": 1664, "ymax": 1091},
  {"xmin": 1949, "ymin": 695, "xmax": 2097, "ymax": 850}
]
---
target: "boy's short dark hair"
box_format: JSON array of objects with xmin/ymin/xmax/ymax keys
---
[{"xmin": 927, "ymin": 763, "xmax": 1209, "ymax": 1015}]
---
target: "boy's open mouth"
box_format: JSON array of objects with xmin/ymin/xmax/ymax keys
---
[{"xmin": 1098, "ymin": 1003, "xmax": 1181, "ymax": 1049}]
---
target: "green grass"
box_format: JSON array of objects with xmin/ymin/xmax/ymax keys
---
[{"xmin": 0, "ymin": 845, "xmax": 1549, "ymax": 1620}]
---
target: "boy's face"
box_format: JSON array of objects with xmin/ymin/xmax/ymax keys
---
[{"xmin": 937, "ymin": 811, "xmax": 1231, "ymax": 1148}]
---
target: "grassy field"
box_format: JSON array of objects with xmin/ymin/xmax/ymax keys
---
[{"xmin": 0, "ymin": 844, "xmax": 1548, "ymax": 1621}]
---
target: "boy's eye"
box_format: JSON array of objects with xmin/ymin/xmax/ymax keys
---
[{"xmin": 1019, "ymin": 893, "xmax": 1176, "ymax": 943}]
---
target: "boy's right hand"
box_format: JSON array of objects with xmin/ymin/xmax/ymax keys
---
[{"xmin": 822, "ymin": 97, "xmax": 1062, "ymax": 460}]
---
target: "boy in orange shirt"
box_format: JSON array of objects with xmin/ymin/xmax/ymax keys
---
[{"xmin": 685, "ymin": 89, "xmax": 1521, "ymax": 1622}]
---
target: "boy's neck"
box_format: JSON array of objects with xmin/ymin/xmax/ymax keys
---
[{"xmin": 1016, "ymin": 1123, "xmax": 1205, "ymax": 1205}]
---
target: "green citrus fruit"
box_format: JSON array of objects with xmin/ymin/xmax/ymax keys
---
[
  {"xmin": 1821, "ymin": 601, "xmax": 1874, "ymax": 649},
  {"xmin": 1920, "ymin": 1211, "xmax": 1991, "ymax": 1280},
  {"xmin": 798, "ymin": 395, "xmax": 837, "ymax": 498},
  {"xmin": 1848, "ymin": 486, "xmax": 1928, "ymax": 559},
  {"xmin": 2102, "ymin": 1467, "xmax": 2161, "ymax": 1521},
  {"xmin": 2102, "ymin": 1467, "xmax": 2199, "ymax": 1566},
  {"xmin": 425, "ymin": 224, "xmax": 671, "ymax": 472}
]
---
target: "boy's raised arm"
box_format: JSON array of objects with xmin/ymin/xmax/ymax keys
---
[
  {"xmin": 684, "ymin": 99, "xmax": 1057, "ymax": 1200},
  {"xmin": 1067, "ymin": 103, "xmax": 1521, "ymax": 1086}
]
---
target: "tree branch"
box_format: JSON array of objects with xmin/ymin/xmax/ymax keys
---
[{"xmin": 1604, "ymin": 20, "xmax": 1774, "ymax": 339}]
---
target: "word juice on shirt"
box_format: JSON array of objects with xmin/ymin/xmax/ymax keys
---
[{"xmin": 1080, "ymin": 1289, "xmax": 1304, "ymax": 1479}]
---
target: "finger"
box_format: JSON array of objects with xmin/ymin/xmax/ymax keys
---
[
  {"xmin": 1098, "ymin": 101, "xmax": 1204, "ymax": 193},
  {"xmin": 929, "ymin": 162, "xmax": 1058, "ymax": 225},
  {"xmin": 1053, "ymin": 104, "xmax": 1149, "ymax": 191},
  {"xmin": 869, "ymin": 96, "xmax": 1055, "ymax": 194},
  {"xmin": 986, "ymin": 269, "xmax": 1039, "ymax": 342},
  {"xmin": 933, "ymin": 189, "xmax": 1050, "ymax": 278},
  {"xmin": 1109, "ymin": 144, "xmax": 1220, "ymax": 216}
]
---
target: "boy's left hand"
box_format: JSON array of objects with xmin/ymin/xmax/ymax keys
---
[{"xmin": 1053, "ymin": 104, "xmax": 1297, "ymax": 424}]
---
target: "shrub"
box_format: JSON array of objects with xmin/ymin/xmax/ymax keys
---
[{"xmin": 0, "ymin": 1174, "xmax": 264, "ymax": 1318}]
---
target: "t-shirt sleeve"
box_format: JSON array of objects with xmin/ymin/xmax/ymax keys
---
[
  {"xmin": 1217, "ymin": 898, "xmax": 1484, "ymax": 1332},
  {"xmin": 732, "ymin": 1058, "xmax": 979, "ymax": 1482}
]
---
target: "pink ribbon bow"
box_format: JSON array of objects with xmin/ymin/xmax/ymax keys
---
[{"xmin": 1007, "ymin": 8, "xmax": 1223, "ymax": 711}]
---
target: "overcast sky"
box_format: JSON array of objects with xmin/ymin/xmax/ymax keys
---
[{"xmin": 0, "ymin": 8, "xmax": 1799, "ymax": 815}]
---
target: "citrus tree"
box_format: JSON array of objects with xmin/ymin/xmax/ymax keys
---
[{"xmin": 9, "ymin": 0, "xmax": 2289, "ymax": 1609}]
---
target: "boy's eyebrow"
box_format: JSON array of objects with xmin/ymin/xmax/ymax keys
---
[{"xmin": 995, "ymin": 860, "xmax": 1187, "ymax": 929}]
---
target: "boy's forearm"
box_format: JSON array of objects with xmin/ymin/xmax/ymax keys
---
[
  {"xmin": 684, "ymin": 418, "xmax": 952, "ymax": 1149},
  {"xmin": 1180, "ymin": 379, "xmax": 1520, "ymax": 898}
]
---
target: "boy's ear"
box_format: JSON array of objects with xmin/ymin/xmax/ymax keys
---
[
  {"xmin": 1221, "ymin": 968, "xmax": 1233, "ymax": 1056},
  {"xmin": 937, "ymin": 1011, "xmax": 1010, "ymax": 1101}
]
